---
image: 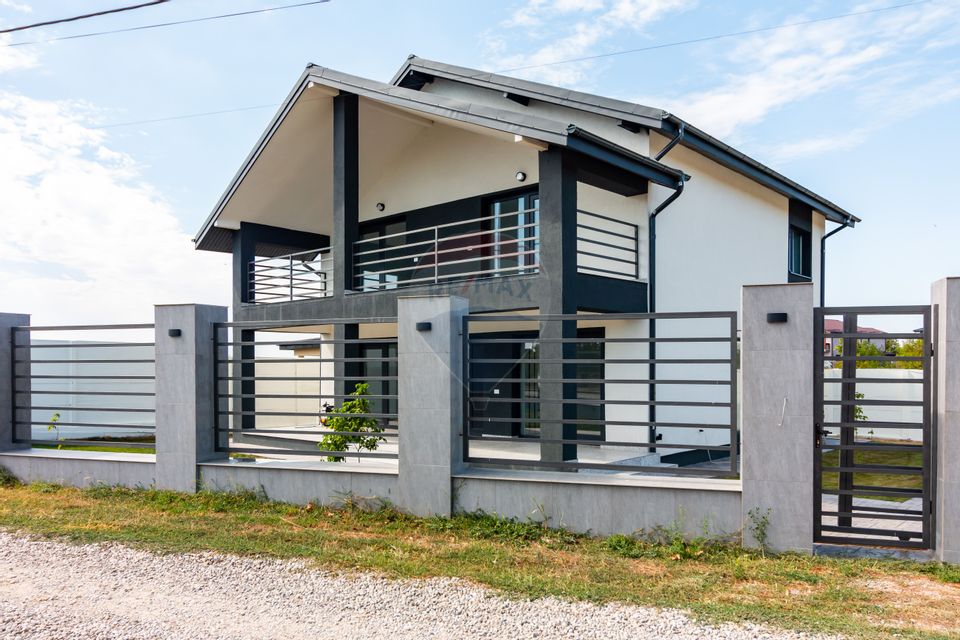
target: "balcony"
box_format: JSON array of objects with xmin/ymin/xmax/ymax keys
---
[
  {"xmin": 353, "ymin": 208, "xmax": 539, "ymax": 292},
  {"xmin": 246, "ymin": 207, "xmax": 643, "ymax": 304},
  {"xmin": 249, "ymin": 248, "xmax": 333, "ymax": 303}
]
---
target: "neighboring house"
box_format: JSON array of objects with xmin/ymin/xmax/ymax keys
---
[
  {"xmin": 193, "ymin": 56, "xmax": 860, "ymax": 467},
  {"xmin": 822, "ymin": 319, "xmax": 886, "ymax": 357}
]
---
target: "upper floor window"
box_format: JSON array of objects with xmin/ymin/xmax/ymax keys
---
[
  {"xmin": 788, "ymin": 200, "xmax": 813, "ymax": 282},
  {"xmin": 788, "ymin": 224, "xmax": 811, "ymax": 279}
]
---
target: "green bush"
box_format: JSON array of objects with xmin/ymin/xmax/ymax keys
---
[{"xmin": 319, "ymin": 383, "xmax": 385, "ymax": 462}]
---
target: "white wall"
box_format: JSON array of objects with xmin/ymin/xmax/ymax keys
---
[
  {"xmin": 29, "ymin": 341, "xmax": 154, "ymax": 441},
  {"xmin": 576, "ymin": 184, "xmax": 648, "ymax": 281},
  {"xmin": 648, "ymin": 132, "xmax": 797, "ymax": 317},
  {"xmin": 359, "ymin": 118, "xmax": 539, "ymax": 221}
]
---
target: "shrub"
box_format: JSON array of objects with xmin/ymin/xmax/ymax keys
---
[{"xmin": 319, "ymin": 383, "xmax": 385, "ymax": 462}]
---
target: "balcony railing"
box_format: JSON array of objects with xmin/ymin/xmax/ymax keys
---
[
  {"xmin": 576, "ymin": 209, "xmax": 641, "ymax": 280},
  {"xmin": 353, "ymin": 209, "xmax": 540, "ymax": 292},
  {"xmin": 249, "ymin": 248, "xmax": 333, "ymax": 303}
]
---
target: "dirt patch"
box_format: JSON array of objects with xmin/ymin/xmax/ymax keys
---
[{"xmin": 861, "ymin": 575, "xmax": 960, "ymax": 634}]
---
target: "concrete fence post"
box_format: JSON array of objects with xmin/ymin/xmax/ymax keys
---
[
  {"xmin": 154, "ymin": 304, "xmax": 228, "ymax": 492},
  {"xmin": 396, "ymin": 295, "xmax": 469, "ymax": 517},
  {"xmin": 741, "ymin": 283, "xmax": 814, "ymax": 553},
  {"xmin": 0, "ymin": 313, "xmax": 30, "ymax": 452},
  {"xmin": 932, "ymin": 277, "xmax": 960, "ymax": 563}
]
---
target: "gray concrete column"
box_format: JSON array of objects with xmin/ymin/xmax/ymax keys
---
[
  {"xmin": 932, "ymin": 277, "xmax": 960, "ymax": 563},
  {"xmin": 740, "ymin": 283, "xmax": 814, "ymax": 553},
  {"xmin": 0, "ymin": 313, "xmax": 30, "ymax": 451},
  {"xmin": 155, "ymin": 304, "xmax": 228, "ymax": 492},
  {"xmin": 396, "ymin": 295, "xmax": 469, "ymax": 517}
]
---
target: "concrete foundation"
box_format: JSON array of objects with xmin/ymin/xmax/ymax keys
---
[{"xmin": 0, "ymin": 449, "xmax": 154, "ymax": 488}]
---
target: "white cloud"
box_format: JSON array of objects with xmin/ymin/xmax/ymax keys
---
[
  {"xmin": 642, "ymin": 1, "xmax": 960, "ymax": 140},
  {"xmin": 490, "ymin": 0, "xmax": 694, "ymax": 85},
  {"xmin": 0, "ymin": 89, "xmax": 230, "ymax": 326},
  {"xmin": 0, "ymin": 0, "xmax": 31, "ymax": 13},
  {"xmin": 0, "ymin": 34, "xmax": 38, "ymax": 72}
]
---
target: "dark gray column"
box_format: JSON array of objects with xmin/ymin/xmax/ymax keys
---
[
  {"xmin": 232, "ymin": 223, "xmax": 256, "ymax": 306},
  {"xmin": 332, "ymin": 92, "xmax": 359, "ymax": 294},
  {"xmin": 537, "ymin": 148, "xmax": 578, "ymax": 464},
  {"xmin": 0, "ymin": 313, "xmax": 30, "ymax": 451},
  {"xmin": 334, "ymin": 323, "xmax": 359, "ymax": 404}
]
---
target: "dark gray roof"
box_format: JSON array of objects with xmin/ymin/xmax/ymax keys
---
[
  {"xmin": 194, "ymin": 64, "xmax": 686, "ymax": 251},
  {"xmin": 394, "ymin": 55, "xmax": 860, "ymax": 226}
]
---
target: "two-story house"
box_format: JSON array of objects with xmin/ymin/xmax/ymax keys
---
[{"xmin": 193, "ymin": 55, "xmax": 859, "ymax": 469}]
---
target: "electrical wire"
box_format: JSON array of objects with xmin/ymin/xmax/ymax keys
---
[
  {"xmin": 0, "ymin": 1, "xmax": 170, "ymax": 35},
  {"xmin": 4, "ymin": 0, "xmax": 331, "ymax": 47},
  {"xmin": 41, "ymin": 0, "xmax": 932, "ymax": 129}
]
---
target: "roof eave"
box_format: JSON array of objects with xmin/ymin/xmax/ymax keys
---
[{"xmin": 660, "ymin": 116, "xmax": 860, "ymax": 227}]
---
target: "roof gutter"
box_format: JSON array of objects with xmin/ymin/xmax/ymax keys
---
[
  {"xmin": 659, "ymin": 115, "xmax": 860, "ymax": 227},
  {"xmin": 819, "ymin": 218, "xmax": 853, "ymax": 307},
  {"xmin": 646, "ymin": 124, "xmax": 687, "ymax": 452}
]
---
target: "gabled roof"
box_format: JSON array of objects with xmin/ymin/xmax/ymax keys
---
[
  {"xmin": 194, "ymin": 64, "xmax": 687, "ymax": 251},
  {"xmin": 392, "ymin": 55, "xmax": 860, "ymax": 227}
]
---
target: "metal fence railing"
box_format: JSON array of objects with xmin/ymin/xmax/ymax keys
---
[
  {"xmin": 814, "ymin": 305, "xmax": 934, "ymax": 549},
  {"xmin": 463, "ymin": 311, "xmax": 738, "ymax": 477},
  {"xmin": 576, "ymin": 209, "xmax": 640, "ymax": 281},
  {"xmin": 353, "ymin": 209, "xmax": 539, "ymax": 292},
  {"xmin": 249, "ymin": 247, "xmax": 333, "ymax": 303},
  {"xmin": 213, "ymin": 318, "xmax": 399, "ymax": 462},
  {"xmin": 11, "ymin": 323, "xmax": 156, "ymax": 451}
]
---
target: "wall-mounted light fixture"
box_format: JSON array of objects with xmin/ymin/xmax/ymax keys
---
[
  {"xmin": 376, "ymin": 202, "xmax": 385, "ymax": 212},
  {"xmin": 415, "ymin": 322, "xmax": 432, "ymax": 332},
  {"xmin": 515, "ymin": 171, "xmax": 527, "ymax": 183},
  {"xmin": 168, "ymin": 329, "xmax": 182, "ymax": 337},
  {"xmin": 767, "ymin": 312, "xmax": 788, "ymax": 324}
]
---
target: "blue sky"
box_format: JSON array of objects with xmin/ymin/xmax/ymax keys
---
[{"xmin": 0, "ymin": 0, "xmax": 958, "ymax": 325}]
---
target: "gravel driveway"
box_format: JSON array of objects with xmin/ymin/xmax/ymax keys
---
[{"xmin": 0, "ymin": 532, "xmax": 837, "ymax": 640}]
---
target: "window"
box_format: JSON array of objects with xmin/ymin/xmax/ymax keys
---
[
  {"xmin": 487, "ymin": 191, "xmax": 539, "ymax": 275},
  {"xmin": 788, "ymin": 224, "xmax": 811, "ymax": 280}
]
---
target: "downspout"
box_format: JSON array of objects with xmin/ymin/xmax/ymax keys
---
[
  {"xmin": 819, "ymin": 219, "xmax": 851, "ymax": 307},
  {"xmin": 648, "ymin": 121, "xmax": 686, "ymax": 452}
]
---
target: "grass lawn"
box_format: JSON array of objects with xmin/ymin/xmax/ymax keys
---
[{"xmin": 0, "ymin": 477, "xmax": 956, "ymax": 639}]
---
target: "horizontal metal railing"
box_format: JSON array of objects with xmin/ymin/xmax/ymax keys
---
[
  {"xmin": 576, "ymin": 209, "xmax": 640, "ymax": 280},
  {"xmin": 462, "ymin": 311, "xmax": 738, "ymax": 477},
  {"xmin": 213, "ymin": 318, "xmax": 399, "ymax": 462},
  {"xmin": 249, "ymin": 247, "xmax": 333, "ymax": 303},
  {"xmin": 11, "ymin": 323, "xmax": 156, "ymax": 451},
  {"xmin": 353, "ymin": 208, "xmax": 539, "ymax": 291}
]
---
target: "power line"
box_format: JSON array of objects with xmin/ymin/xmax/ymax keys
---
[
  {"xmin": 91, "ymin": 103, "xmax": 280, "ymax": 129},
  {"xmin": 75, "ymin": 0, "xmax": 933, "ymax": 130},
  {"xmin": 4, "ymin": 0, "xmax": 331, "ymax": 47},
  {"xmin": 0, "ymin": 1, "xmax": 170, "ymax": 35},
  {"xmin": 490, "ymin": 0, "xmax": 931, "ymax": 75}
]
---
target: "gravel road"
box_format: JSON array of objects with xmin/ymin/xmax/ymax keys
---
[{"xmin": 0, "ymin": 532, "xmax": 838, "ymax": 640}]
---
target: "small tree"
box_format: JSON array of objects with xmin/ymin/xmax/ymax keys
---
[
  {"xmin": 46, "ymin": 412, "xmax": 62, "ymax": 449},
  {"xmin": 319, "ymin": 383, "xmax": 384, "ymax": 462}
]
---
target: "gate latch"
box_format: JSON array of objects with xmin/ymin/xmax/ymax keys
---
[{"xmin": 815, "ymin": 423, "xmax": 830, "ymax": 448}]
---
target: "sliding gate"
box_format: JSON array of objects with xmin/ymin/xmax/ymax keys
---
[{"xmin": 814, "ymin": 305, "xmax": 935, "ymax": 549}]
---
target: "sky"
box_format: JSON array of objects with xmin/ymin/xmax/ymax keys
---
[{"xmin": 0, "ymin": 0, "xmax": 958, "ymax": 326}]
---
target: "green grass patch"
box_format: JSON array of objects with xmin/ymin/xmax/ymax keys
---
[
  {"xmin": 820, "ymin": 444, "xmax": 924, "ymax": 502},
  {"xmin": 0, "ymin": 480, "xmax": 956, "ymax": 639}
]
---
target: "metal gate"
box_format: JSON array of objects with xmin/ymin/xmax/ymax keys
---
[{"xmin": 814, "ymin": 305, "xmax": 935, "ymax": 549}]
